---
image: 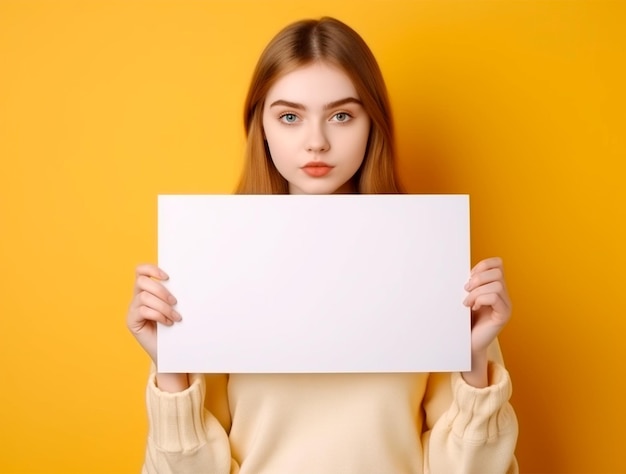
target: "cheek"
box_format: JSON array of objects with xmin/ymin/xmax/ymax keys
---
[
  {"xmin": 264, "ymin": 130, "xmax": 297, "ymax": 173},
  {"xmin": 264, "ymin": 129, "xmax": 286, "ymax": 161},
  {"xmin": 347, "ymin": 124, "xmax": 370, "ymax": 164},
  {"xmin": 262, "ymin": 117, "xmax": 283, "ymax": 161}
]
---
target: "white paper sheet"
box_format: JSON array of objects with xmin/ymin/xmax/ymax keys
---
[{"xmin": 157, "ymin": 194, "xmax": 470, "ymax": 373}]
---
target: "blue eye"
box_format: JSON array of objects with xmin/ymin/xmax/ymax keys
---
[
  {"xmin": 333, "ymin": 112, "xmax": 351, "ymax": 122},
  {"xmin": 280, "ymin": 113, "xmax": 298, "ymax": 123}
]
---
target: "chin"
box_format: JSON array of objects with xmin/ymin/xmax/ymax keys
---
[{"xmin": 293, "ymin": 180, "xmax": 349, "ymax": 195}]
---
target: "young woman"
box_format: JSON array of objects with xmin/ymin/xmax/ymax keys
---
[{"xmin": 127, "ymin": 17, "xmax": 518, "ymax": 474}]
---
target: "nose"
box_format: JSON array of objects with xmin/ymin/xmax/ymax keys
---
[{"xmin": 305, "ymin": 122, "xmax": 330, "ymax": 153}]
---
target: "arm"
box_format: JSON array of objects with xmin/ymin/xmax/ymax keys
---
[
  {"xmin": 142, "ymin": 371, "xmax": 239, "ymax": 474},
  {"xmin": 421, "ymin": 258, "xmax": 519, "ymax": 473},
  {"xmin": 422, "ymin": 341, "xmax": 518, "ymax": 474},
  {"xmin": 126, "ymin": 264, "xmax": 239, "ymax": 474}
]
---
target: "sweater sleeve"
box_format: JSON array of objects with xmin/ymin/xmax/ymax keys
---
[
  {"xmin": 142, "ymin": 372, "xmax": 239, "ymax": 474},
  {"xmin": 421, "ymin": 341, "xmax": 519, "ymax": 474}
]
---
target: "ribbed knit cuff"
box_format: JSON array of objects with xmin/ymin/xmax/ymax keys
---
[
  {"xmin": 447, "ymin": 362, "xmax": 516, "ymax": 443},
  {"xmin": 146, "ymin": 373, "xmax": 207, "ymax": 452}
]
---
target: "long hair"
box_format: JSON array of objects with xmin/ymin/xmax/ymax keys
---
[{"xmin": 235, "ymin": 17, "xmax": 402, "ymax": 194}]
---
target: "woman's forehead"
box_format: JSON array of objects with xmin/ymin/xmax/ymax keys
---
[{"xmin": 264, "ymin": 62, "xmax": 360, "ymax": 108}]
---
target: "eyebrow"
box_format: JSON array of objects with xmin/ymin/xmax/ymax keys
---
[{"xmin": 269, "ymin": 97, "xmax": 363, "ymax": 110}]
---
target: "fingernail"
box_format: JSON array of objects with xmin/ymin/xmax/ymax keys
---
[
  {"xmin": 168, "ymin": 295, "xmax": 177, "ymax": 305},
  {"xmin": 160, "ymin": 271, "xmax": 169, "ymax": 280},
  {"xmin": 464, "ymin": 281, "xmax": 470, "ymax": 291},
  {"xmin": 173, "ymin": 311, "xmax": 182, "ymax": 321}
]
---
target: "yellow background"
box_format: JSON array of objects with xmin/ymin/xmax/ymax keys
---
[{"xmin": 1, "ymin": 1, "xmax": 625, "ymax": 472}]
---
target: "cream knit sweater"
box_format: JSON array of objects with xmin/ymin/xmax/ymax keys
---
[{"xmin": 142, "ymin": 347, "xmax": 518, "ymax": 474}]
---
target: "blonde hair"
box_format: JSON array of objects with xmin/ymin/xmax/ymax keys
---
[{"xmin": 235, "ymin": 17, "xmax": 402, "ymax": 194}]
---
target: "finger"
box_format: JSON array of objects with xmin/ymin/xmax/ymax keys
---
[
  {"xmin": 465, "ymin": 267, "xmax": 505, "ymax": 292},
  {"xmin": 137, "ymin": 305, "xmax": 175, "ymax": 327},
  {"xmin": 470, "ymin": 293, "xmax": 510, "ymax": 323},
  {"xmin": 134, "ymin": 290, "xmax": 182, "ymax": 322},
  {"xmin": 135, "ymin": 274, "xmax": 177, "ymax": 305},
  {"xmin": 463, "ymin": 280, "xmax": 509, "ymax": 309},
  {"xmin": 127, "ymin": 305, "xmax": 171, "ymax": 334},
  {"xmin": 470, "ymin": 257, "xmax": 503, "ymax": 276},
  {"xmin": 135, "ymin": 264, "xmax": 169, "ymax": 281}
]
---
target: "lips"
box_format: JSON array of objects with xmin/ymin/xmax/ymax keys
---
[{"xmin": 302, "ymin": 162, "xmax": 333, "ymax": 177}]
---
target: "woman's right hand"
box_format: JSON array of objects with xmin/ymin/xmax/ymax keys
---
[{"xmin": 126, "ymin": 264, "xmax": 182, "ymax": 363}]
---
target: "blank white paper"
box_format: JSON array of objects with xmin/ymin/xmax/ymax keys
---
[{"xmin": 157, "ymin": 194, "xmax": 470, "ymax": 373}]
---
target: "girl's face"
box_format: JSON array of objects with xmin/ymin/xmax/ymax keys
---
[{"xmin": 262, "ymin": 62, "xmax": 371, "ymax": 194}]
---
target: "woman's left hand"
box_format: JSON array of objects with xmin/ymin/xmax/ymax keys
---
[{"xmin": 463, "ymin": 257, "xmax": 512, "ymax": 355}]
